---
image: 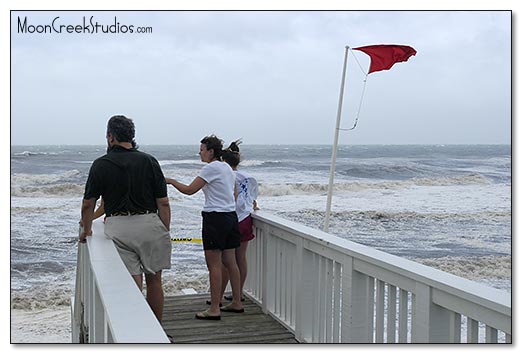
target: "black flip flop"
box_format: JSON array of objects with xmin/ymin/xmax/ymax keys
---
[
  {"xmin": 224, "ymin": 295, "xmax": 245, "ymax": 302},
  {"xmin": 205, "ymin": 300, "xmax": 222, "ymax": 306}
]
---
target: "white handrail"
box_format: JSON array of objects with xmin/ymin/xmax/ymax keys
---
[
  {"xmin": 246, "ymin": 211, "xmax": 511, "ymax": 343},
  {"xmin": 71, "ymin": 219, "xmax": 169, "ymax": 343},
  {"xmin": 71, "ymin": 211, "xmax": 511, "ymax": 343}
]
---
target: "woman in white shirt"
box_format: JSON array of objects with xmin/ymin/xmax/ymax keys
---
[
  {"xmin": 220, "ymin": 140, "xmax": 258, "ymax": 303},
  {"xmin": 166, "ymin": 135, "xmax": 244, "ymax": 320}
]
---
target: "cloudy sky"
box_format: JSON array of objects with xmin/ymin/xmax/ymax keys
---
[{"xmin": 9, "ymin": 9, "xmax": 512, "ymax": 146}]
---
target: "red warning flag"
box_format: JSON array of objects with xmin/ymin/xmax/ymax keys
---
[{"xmin": 352, "ymin": 44, "xmax": 417, "ymax": 74}]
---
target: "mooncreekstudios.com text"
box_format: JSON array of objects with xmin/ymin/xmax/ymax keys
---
[{"xmin": 17, "ymin": 16, "xmax": 153, "ymax": 34}]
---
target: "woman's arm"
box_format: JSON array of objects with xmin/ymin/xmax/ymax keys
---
[{"xmin": 166, "ymin": 176, "xmax": 206, "ymax": 195}]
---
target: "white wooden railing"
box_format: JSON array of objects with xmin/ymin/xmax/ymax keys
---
[
  {"xmin": 246, "ymin": 211, "xmax": 512, "ymax": 343},
  {"xmin": 72, "ymin": 212, "xmax": 511, "ymax": 343},
  {"xmin": 71, "ymin": 219, "xmax": 169, "ymax": 343}
]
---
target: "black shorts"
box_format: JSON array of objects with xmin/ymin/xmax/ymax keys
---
[{"xmin": 201, "ymin": 211, "xmax": 241, "ymax": 251}]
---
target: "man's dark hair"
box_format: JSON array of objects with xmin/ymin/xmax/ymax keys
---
[
  {"xmin": 107, "ymin": 115, "xmax": 137, "ymax": 146},
  {"xmin": 200, "ymin": 135, "xmax": 224, "ymax": 160}
]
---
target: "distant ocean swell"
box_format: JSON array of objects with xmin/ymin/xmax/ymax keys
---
[
  {"xmin": 259, "ymin": 173, "xmax": 494, "ymax": 196},
  {"xmin": 10, "ymin": 171, "xmax": 496, "ymax": 197}
]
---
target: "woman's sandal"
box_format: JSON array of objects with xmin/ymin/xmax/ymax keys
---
[
  {"xmin": 205, "ymin": 300, "xmax": 222, "ymax": 306},
  {"xmin": 224, "ymin": 295, "xmax": 245, "ymax": 302},
  {"xmin": 195, "ymin": 310, "xmax": 221, "ymax": 320},
  {"xmin": 220, "ymin": 305, "xmax": 245, "ymax": 313}
]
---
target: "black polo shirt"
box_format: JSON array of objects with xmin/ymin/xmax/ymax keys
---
[{"xmin": 83, "ymin": 145, "xmax": 167, "ymax": 216}]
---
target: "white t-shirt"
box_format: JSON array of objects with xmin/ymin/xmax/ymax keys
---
[
  {"xmin": 235, "ymin": 170, "xmax": 258, "ymax": 222},
  {"xmin": 199, "ymin": 161, "xmax": 236, "ymax": 212}
]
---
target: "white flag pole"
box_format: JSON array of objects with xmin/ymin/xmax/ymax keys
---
[{"xmin": 324, "ymin": 45, "xmax": 350, "ymax": 232}]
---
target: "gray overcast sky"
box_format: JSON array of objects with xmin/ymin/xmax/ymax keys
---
[{"xmin": 10, "ymin": 10, "xmax": 511, "ymax": 145}]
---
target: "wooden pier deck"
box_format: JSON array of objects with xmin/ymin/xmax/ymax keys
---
[{"xmin": 162, "ymin": 293, "xmax": 299, "ymax": 344}]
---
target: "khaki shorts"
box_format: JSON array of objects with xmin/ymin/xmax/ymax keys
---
[{"xmin": 104, "ymin": 213, "xmax": 171, "ymax": 275}]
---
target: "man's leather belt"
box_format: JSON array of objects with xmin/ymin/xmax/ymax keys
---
[{"xmin": 107, "ymin": 210, "xmax": 157, "ymax": 217}]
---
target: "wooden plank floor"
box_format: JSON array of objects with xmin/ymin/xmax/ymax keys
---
[{"xmin": 162, "ymin": 293, "xmax": 298, "ymax": 344}]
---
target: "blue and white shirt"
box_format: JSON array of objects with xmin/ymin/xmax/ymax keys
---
[{"xmin": 235, "ymin": 170, "xmax": 258, "ymax": 222}]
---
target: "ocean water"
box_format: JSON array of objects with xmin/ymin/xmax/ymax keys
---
[{"xmin": 10, "ymin": 144, "xmax": 512, "ymax": 343}]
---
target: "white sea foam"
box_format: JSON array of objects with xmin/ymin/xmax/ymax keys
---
[
  {"xmin": 11, "ymin": 308, "xmax": 72, "ymax": 343},
  {"xmin": 413, "ymin": 256, "xmax": 512, "ymax": 285},
  {"xmin": 239, "ymin": 159, "xmax": 274, "ymax": 167},
  {"xmin": 11, "ymin": 169, "xmax": 82, "ymax": 184},
  {"xmin": 159, "ymin": 159, "xmax": 203, "ymax": 167},
  {"xmin": 257, "ymin": 174, "xmax": 494, "ymax": 197},
  {"xmin": 13, "ymin": 150, "xmax": 58, "ymax": 157},
  {"xmin": 11, "ymin": 182, "xmax": 85, "ymax": 197},
  {"xmin": 11, "ymin": 170, "xmax": 85, "ymax": 197}
]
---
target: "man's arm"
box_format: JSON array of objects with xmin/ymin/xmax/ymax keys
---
[
  {"xmin": 156, "ymin": 196, "xmax": 171, "ymax": 231},
  {"xmin": 80, "ymin": 198, "xmax": 96, "ymax": 242},
  {"xmin": 92, "ymin": 198, "xmax": 105, "ymax": 220}
]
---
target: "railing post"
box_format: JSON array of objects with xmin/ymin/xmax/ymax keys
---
[
  {"xmin": 294, "ymin": 237, "xmax": 304, "ymax": 341},
  {"xmin": 343, "ymin": 266, "xmax": 374, "ymax": 343},
  {"xmin": 87, "ymin": 266, "xmax": 95, "ymax": 343},
  {"xmin": 72, "ymin": 243, "xmax": 83, "ymax": 343},
  {"xmin": 387, "ymin": 285, "xmax": 398, "ymax": 343},
  {"xmin": 412, "ymin": 282, "xmax": 452, "ymax": 343},
  {"xmin": 261, "ymin": 224, "xmax": 269, "ymax": 314},
  {"xmin": 449, "ymin": 312, "xmax": 462, "ymax": 343},
  {"xmin": 92, "ymin": 286, "xmax": 106, "ymax": 342},
  {"xmin": 295, "ymin": 242, "xmax": 316, "ymax": 342}
]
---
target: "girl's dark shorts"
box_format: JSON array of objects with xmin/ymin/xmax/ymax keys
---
[{"xmin": 201, "ymin": 211, "xmax": 241, "ymax": 251}]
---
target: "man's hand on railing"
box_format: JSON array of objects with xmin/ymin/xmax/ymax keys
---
[{"xmin": 78, "ymin": 222, "xmax": 92, "ymax": 243}]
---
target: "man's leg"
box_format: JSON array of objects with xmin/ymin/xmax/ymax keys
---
[
  {"xmin": 132, "ymin": 274, "xmax": 143, "ymax": 291},
  {"xmin": 145, "ymin": 271, "xmax": 164, "ymax": 322}
]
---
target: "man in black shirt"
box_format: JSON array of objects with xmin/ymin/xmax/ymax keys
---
[{"xmin": 80, "ymin": 115, "xmax": 171, "ymax": 323}]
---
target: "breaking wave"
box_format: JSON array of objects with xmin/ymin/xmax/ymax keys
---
[
  {"xmin": 258, "ymin": 173, "xmax": 493, "ymax": 196},
  {"xmin": 11, "ymin": 170, "xmax": 85, "ymax": 197},
  {"xmin": 158, "ymin": 159, "xmax": 272, "ymax": 168},
  {"xmin": 282, "ymin": 208, "xmax": 511, "ymax": 224},
  {"xmin": 11, "ymin": 182, "xmax": 84, "ymax": 197},
  {"xmin": 13, "ymin": 150, "xmax": 59, "ymax": 157},
  {"xmin": 413, "ymin": 255, "xmax": 511, "ymax": 282}
]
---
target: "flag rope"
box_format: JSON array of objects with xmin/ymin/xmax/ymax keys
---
[{"xmin": 339, "ymin": 48, "xmax": 369, "ymax": 131}]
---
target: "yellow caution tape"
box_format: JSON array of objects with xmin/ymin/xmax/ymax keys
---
[{"xmin": 171, "ymin": 237, "xmax": 203, "ymax": 244}]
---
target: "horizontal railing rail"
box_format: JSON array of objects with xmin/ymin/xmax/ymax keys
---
[
  {"xmin": 71, "ymin": 219, "xmax": 169, "ymax": 343},
  {"xmin": 246, "ymin": 211, "xmax": 511, "ymax": 343}
]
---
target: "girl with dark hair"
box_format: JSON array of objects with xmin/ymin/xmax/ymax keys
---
[
  {"xmin": 220, "ymin": 140, "xmax": 259, "ymax": 303},
  {"xmin": 166, "ymin": 135, "xmax": 244, "ymax": 320}
]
